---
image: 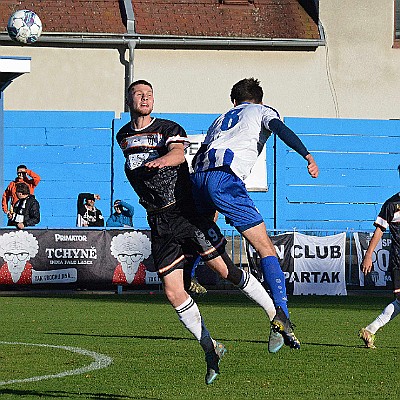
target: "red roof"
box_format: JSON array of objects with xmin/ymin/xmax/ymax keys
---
[{"xmin": 0, "ymin": 0, "xmax": 319, "ymax": 40}]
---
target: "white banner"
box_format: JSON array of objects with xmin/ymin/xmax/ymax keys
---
[
  {"xmin": 32, "ymin": 268, "xmax": 77, "ymax": 284},
  {"xmin": 293, "ymin": 232, "xmax": 347, "ymax": 295}
]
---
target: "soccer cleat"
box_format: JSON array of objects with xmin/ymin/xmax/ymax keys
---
[
  {"xmin": 188, "ymin": 277, "xmax": 207, "ymax": 295},
  {"xmin": 268, "ymin": 328, "xmax": 285, "ymax": 354},
  {"xmin": 358, "ymin": 328, "xmax": 376, "ymax": 349},
  {"xmin": 271, "ymin": 306, "xmax": 301, "ymax": 349},
  {"xmin": 205, "ymin": 341, "xmax": 226, "ymax": 385}
]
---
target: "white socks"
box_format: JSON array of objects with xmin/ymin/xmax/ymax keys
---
[
  {"xmin": 175, "ymin": 296, "xmax": 214, "ymax": 353},
  {"xmin": 238, "ymin": 270, "xmax": 276, "ymax": 321},
  {"xmin": 366, "ymin": 299, "xmax": 400, "ymax": 334}
]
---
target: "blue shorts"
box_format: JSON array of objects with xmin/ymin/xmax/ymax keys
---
[{"xmin": 191, "ymin": 167, "xmax": 263, "ymax": 233}]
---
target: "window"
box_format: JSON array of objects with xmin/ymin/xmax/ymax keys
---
[{"xmin": 396, "ymin": 0, "xmax": 400, "ymax": 40}]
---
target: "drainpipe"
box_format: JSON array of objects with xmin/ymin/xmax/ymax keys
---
[{"xmin": 124, "ymin": 0, "xmax": 136, "ymax": 86}]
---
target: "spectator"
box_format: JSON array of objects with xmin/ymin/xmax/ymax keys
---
[
  {"xmin": 76, "ymin": 193, "xmax": 104, "ymax": 227},
  {"xmin": 7, "ymin": 183, "xmax": 40, "ymax": 229},
  {"xmin": 106, "ymin": 199, "xmax": 134, "ymax": 227},
  {"xmin": 2, "ymin": 165, "xmax": 41, "ymax": 219}
]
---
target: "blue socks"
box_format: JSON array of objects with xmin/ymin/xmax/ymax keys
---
[{"xmin": 260, "ymin": 256, "xmax": 289, "ymax": 317}]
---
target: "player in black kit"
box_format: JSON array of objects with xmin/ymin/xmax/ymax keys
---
[
  {"xmin": 117, "ymin": 80, "xmax": 282, "ymax": 385},
  {"xmin": 359, "ymin": 192, "xmax": 400, "ymax": 348}
]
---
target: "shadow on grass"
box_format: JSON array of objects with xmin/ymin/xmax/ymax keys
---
[
  {"xmin": 45, "ymin": 331, "xmax": 268, "ymax": 344},
  {"xmin": 0, "ymin": 388, "xmax": 157, "ymax": 399}
]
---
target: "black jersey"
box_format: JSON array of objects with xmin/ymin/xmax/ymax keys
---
[
  {"xmin": 116, "ymin": 118, "xmax": 192, "ymax": 212},
  {"xmin": 374, "ymin": 192, "xmax": 400, "ymax": 263}
]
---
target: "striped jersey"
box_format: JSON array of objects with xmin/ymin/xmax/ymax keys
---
[
  {"xmin": 193, "ymin": 103, "xmax": 280, "ymax": 180},
  {"xmin": 374, "ymin": 192, "xmax": 400, "ymax": 253},
  {"xmin": 116, "ymin": 118, "xmax": 192, "ymax": 212}
]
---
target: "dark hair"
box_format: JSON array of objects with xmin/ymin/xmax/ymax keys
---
[
  {"xmin": 230, "ymin": 78, "xmax": 263, "ymax": 104},
  {"xmin": 15, "ymin": 182, "xmax": 29, "ymax": 195},
  {"xmin": 17, "ymin": 164, "xmax": 27, "ymax": 170},
  {"xmin": 127, "ymin": 80, "xmax": 153, "ymax": 94}
]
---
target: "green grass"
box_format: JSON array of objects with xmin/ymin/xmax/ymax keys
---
[{"xmin": 0, "ymin": 291, "xmax": 398, "ymax": 399}]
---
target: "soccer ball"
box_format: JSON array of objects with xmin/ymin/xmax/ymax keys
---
[{"xmin": 7, "ymin": 10, "xmax": 42, "ymax": 44}]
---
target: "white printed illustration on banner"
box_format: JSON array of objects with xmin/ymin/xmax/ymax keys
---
[
  {"xmin": 110, "ymin": 231, "xmax": 154, "ymax": 285},
  {"xmin": 0, "ymin": 231, "xmax": 38, "ymax": 284}
]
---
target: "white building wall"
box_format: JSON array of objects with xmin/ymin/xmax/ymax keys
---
[{"xmin": 0, "ymin": 0, "xmax": 399, "ymax": 120}]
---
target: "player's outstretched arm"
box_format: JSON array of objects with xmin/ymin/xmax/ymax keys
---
[{"xmin": 305, "ymin": 154, "xmax": 319, "ymax": 178}]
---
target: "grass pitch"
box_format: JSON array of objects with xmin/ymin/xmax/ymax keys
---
[{"xmin": 0, "ymin": 291, "xmax": 398, "ymax": 400}]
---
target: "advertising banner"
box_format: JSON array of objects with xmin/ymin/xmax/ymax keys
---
[
  {"xmin": 293, "ymin": 232, "xmax": 347, "ymax": 295},
  {"xmin": 353, "ymin": 232, "xmax": 392, "ymax": 287},
  {"xmin": 0, "ymin": 229, "xmax": 161, "ymax": 288},
  {"xmin": 245, "ymin": 232, "xmax": 347, "ymax": 295}
]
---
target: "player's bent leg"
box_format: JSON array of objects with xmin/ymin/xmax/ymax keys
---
[
  {"xmin": 360, "ymin": 298, "xmax": 400, "ymax": 349},
  {"xmin": 162, "ymin": 269, "xmax": 190, "ymax": 308},
  {"xmin": 164, "ymin": 270, "xmax": 223, "ymax": 383},
  {"xmin": 241, "ymin": 223, "xmax": 290, "ymax": 317},
  {"xmin": 261, "ymin": 255, "xmax": 290, "ymax": 317},
  {"xmin": 207, "ymin": 253, "xmax": 276, "ymax": 319},
  {"xmin": 241, "ymin": 222, "xmax": 276, "ymax": 258}
]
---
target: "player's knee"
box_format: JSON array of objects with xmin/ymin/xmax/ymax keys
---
[{"xmin": 165, "ymin": 287, "xmax": 186, "ymax": 306}]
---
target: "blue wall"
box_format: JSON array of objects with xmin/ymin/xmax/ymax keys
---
[
  {"xmin": 281, "ymin": 118, "xmax": 400, "ymax": 231},
  {"xmin": 3, "ymin": 111, "xmax": 400, "ymax": 231},
  {"xmin": 3, "ymin": 111, "xmax": 114, "ymax": 227}
]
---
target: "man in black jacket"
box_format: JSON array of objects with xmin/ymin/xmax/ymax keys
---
[
  {"xmin": 76, "ymin": 192, "xmax": 104, "ymax": 227},
  {"xmin": 8, "ymin": 182, "xmax": 40, "ymax": 229}
]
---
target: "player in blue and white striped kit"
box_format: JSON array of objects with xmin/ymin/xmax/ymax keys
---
[{"xmin": 192, "ymin": 78, "xmax": 319, "ymax": 350}]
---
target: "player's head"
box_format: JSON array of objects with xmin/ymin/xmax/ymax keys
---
[
  {"xmin": 126, "ymin": 80, "xmax": 154, "ymax": 116},
  {"xmin": 230, "ymin": 78, "xmax": 263, "ymax": 105}
]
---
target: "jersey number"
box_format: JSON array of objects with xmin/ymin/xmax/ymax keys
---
[
  {"xmin": 207, "ymin": 228, "xmax": 219, "ymax": 243},
  {"xmin": 221, "ymin": 109, "xmax": 242, "ymax": 131}
]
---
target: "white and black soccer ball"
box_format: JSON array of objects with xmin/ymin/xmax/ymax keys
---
[{"xmin": 7, "ymin": 10, "xmax": 42, "ymax": 44}]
